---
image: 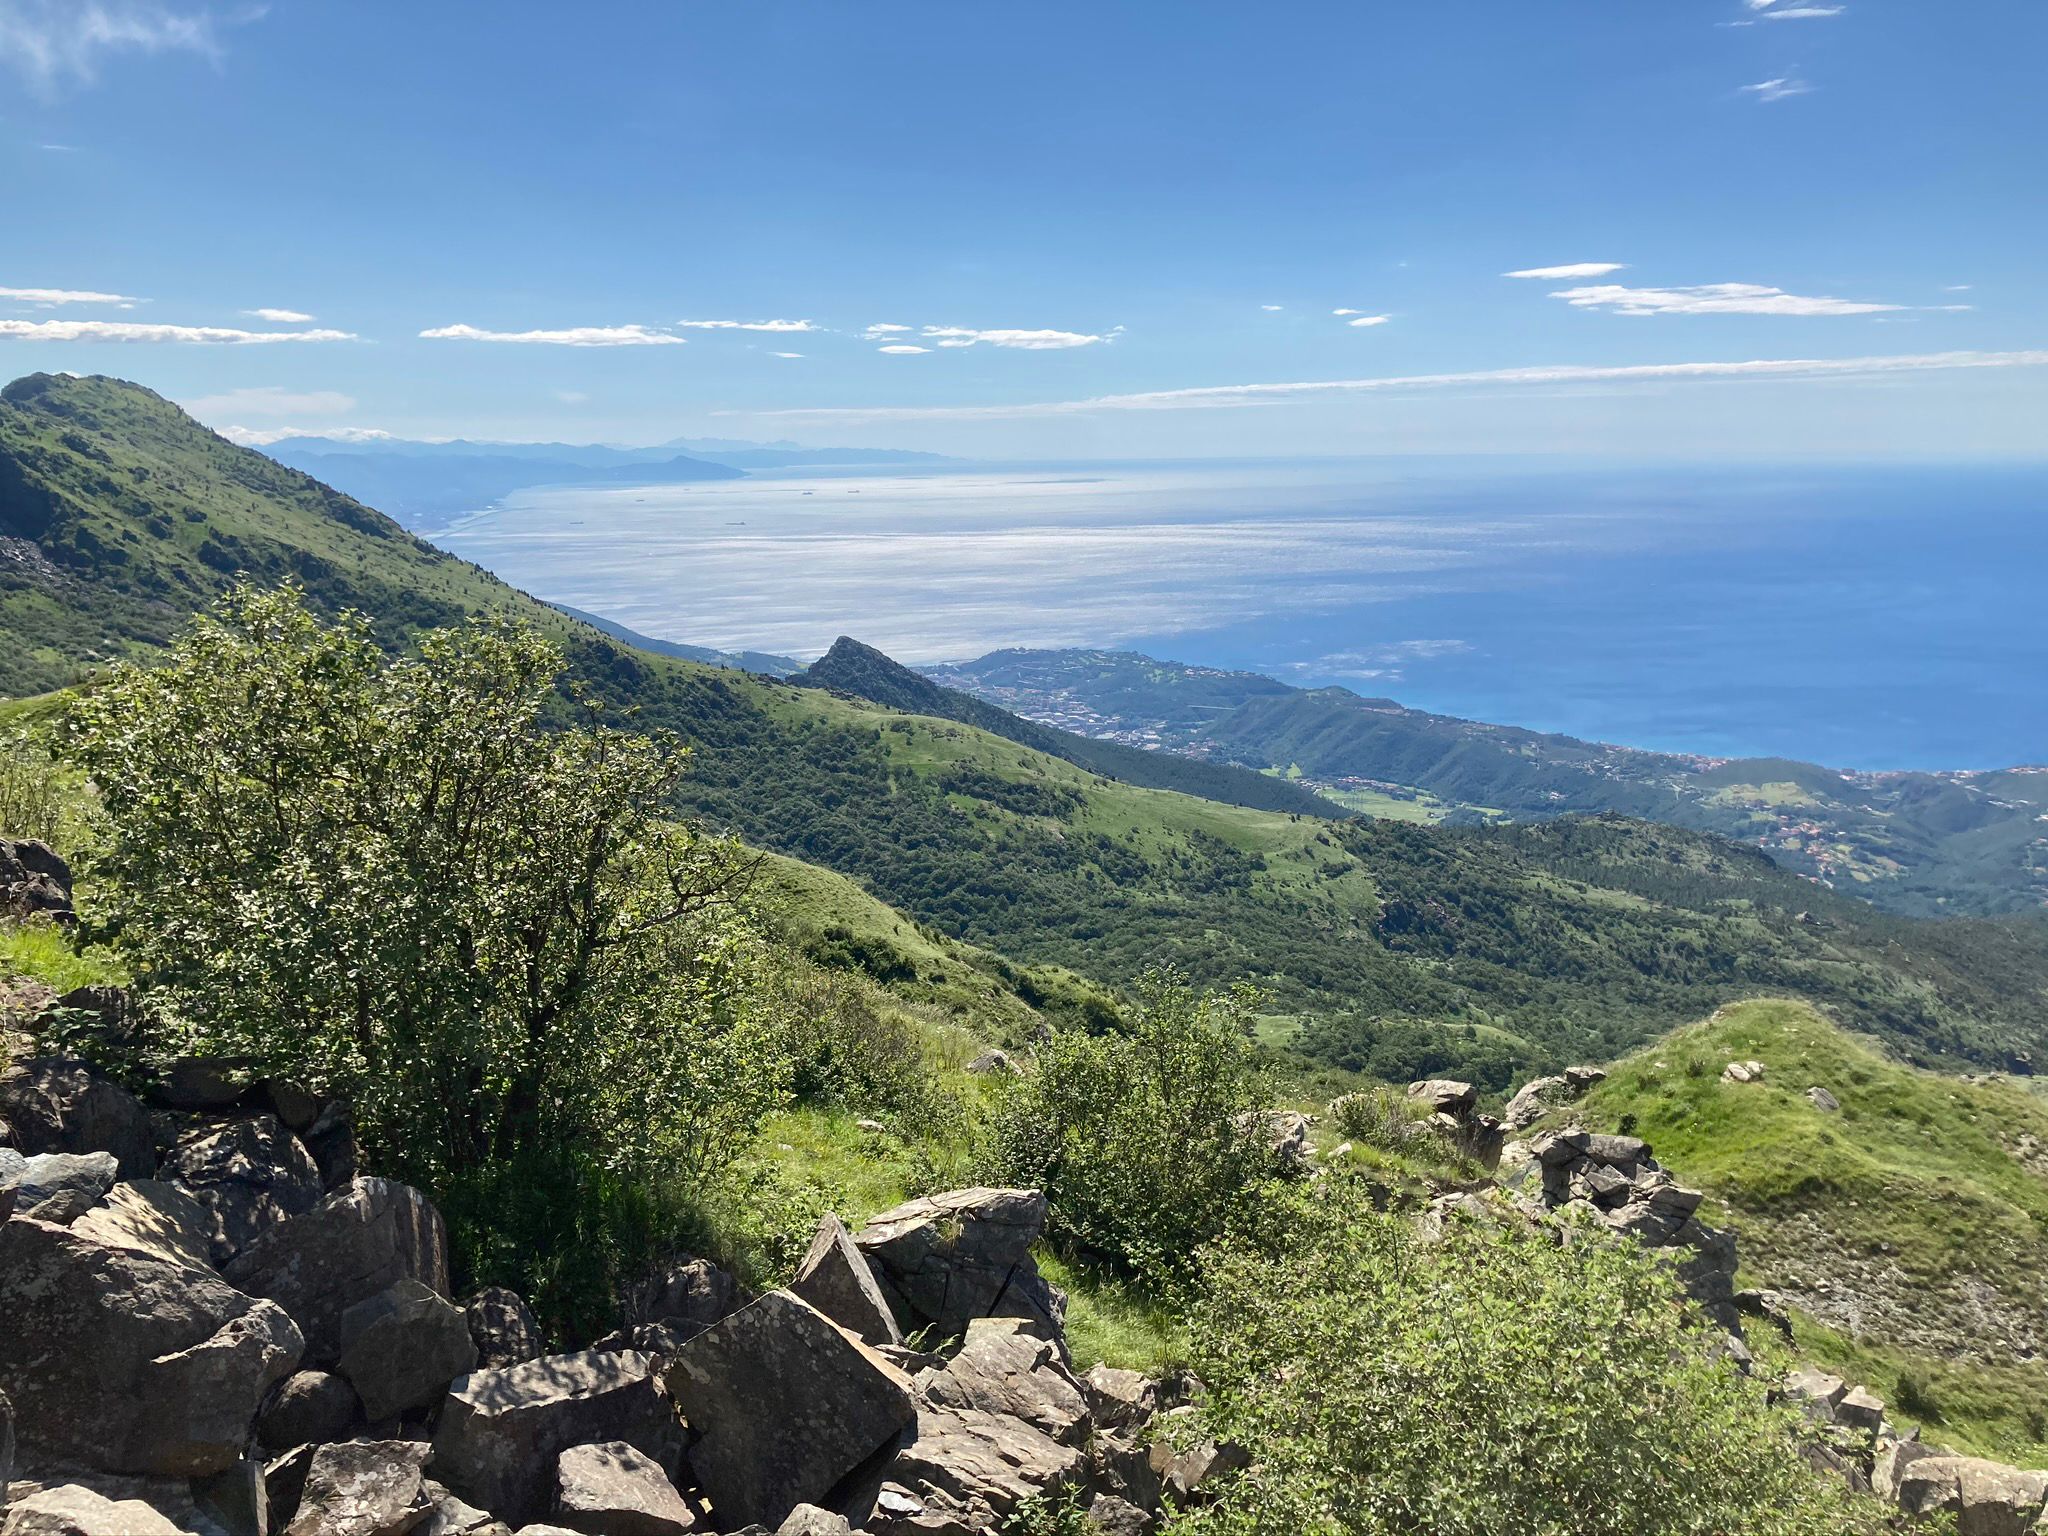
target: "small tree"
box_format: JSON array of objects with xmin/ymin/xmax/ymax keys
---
[
  {"xmin": 1166, "ymin": 1173, "xmax": 1894, "ymax": 1536},
  {"xmin": 986, "ymin": 966, "xmax": 1274, "ymax": 1280},
  {"xmin": 68, "ymin": 585, "xmax": 783, "ymax": 1188}
]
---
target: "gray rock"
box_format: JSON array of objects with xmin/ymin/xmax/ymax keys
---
[
  {"xmin": 1085, "ymin": 1494, "xmax": 1154, "ymax": 1536},
  {"xmin": 1722, "ymin": 1059, "xmax": 1766, "ymax": 1084},
  {"xmin": 168, "ymin": 1115, "xmax": 325, "ymax": 1267},
  {"xmin": 0, "ymin": 838, "xmax": 71, "ymax": 922},
  {"xmin": 266, "ymin": 1444, "xmax": 319, "ymax": 1532},
  {"xmin": 1579, "ymin": 1133, "xmax": 1649, "ymax": 1167},
  {"xmin": 775, "ymin": 1507, "xmax": 852, "ymax": 1536},
  {"xmin": 918, "ymin": 1318, "xmax": 1090, "ymax": 1446},
  {"xmin": 1837, "ymin": 1385, "xmax": 1886, "ymax": 1434},
  {"xmin": 861, "ymin": 1403, "xmax": 1085, "ymax": 1535},
  {"xmin": 1235, "ymin": 1110, "xmax": 1312, "ymax": 1166},
  {"xmin": 791, "ymin": 1212, "xmax": 903, "ymax": 1348},
  {"xmin": 67, "ymin": 1179, "xmax": 214, "ymax": 1272},
  {"xmin": 1080, "ymin": 1365, "xmax": 1159, "ymax": 1432},
  {"xmin": 1406, "ymin": 1079, "xmax": 1477, "ymax": 1116},
  {"xmin": 1529, "ymin": 1129, "xmax": 1589, "ymax": 1166},
  {"xmin": 302, "ymin": 1104, "xmax": 359, "ymax": 1192},
  {"xmin": 258, "ymin": 1369, "xmax": 363, "ymax": 1450},
  {"xmin": 465, "ymin": 1288, "xmax": 544, "ymax": 1370},
  {"xmin": 1563, "ymin": 1065, "xmax": 1607, "ymax": 1091},
  {"xmin": 1501, "ymin": 1074, "xmax": 1569, "ymax": 1131},
  {"xmin": 0, "ymin": 1058, "xmax": 154, "ymax": 1178},
  {"xmin": 1, "ymin": 1385, "xmax": 13, "ymax": 1496},
  {"xmin": 620, "ymin": 1257, "xmax": 737, "ymax": 1334},
  {"xmin": 963, "ymin": 1051, "xmax": 1015, "ymax": 1076},
  {"xmin": 337, "ymin": 1278, "xmax": 478, "ymax": 1423},
  {"xmin": 1784, "ymin": 1367, "xmax": 1850, "ymax": 1419},
  {"xmin": 664, "ymin": 1290, "xmax": 915, "ymax": 1531},
  {"xmin": 1806, "ymin": 1085, "xmax": 1841, "ymax": 1113},
  {"xmin": 1886, "ymin": 1453, "xmax": 2048, "ymax": 1534},
  {"xmin": 553, "ymin": 1441, "xmax": 696, "ymax": 1536},
  {"xmin": 417, "ymin": 1482, "xmax": 512, "ymax": 1536},
  {"xmin": 0, "ymin": 1215, "xmax": 302, "ymax": 1476},
  {"xmin": 854, "ymin": 1187, "xmax": 1047, "ymax": 1342},
  {"xmin": 193, "ymin": 1455, "xmax": 269, "ymax": 1536},
  {"xmin": 432, "ymin": 1349, "xmax": 675, "ymax": 1527},
  {"xmin": 0, "ymin": 1151, "xmax": 116, "ymax": 1216},
  {"xmin": 224, "ymin": 1177, "xmax": 452, "ymax": 1363},
  {"xmin": 156, "ymin": 1056, "xmax": 257, "ymax": 1113},
  {"xmin": 282, "ymin": 1439, "xmax": 434, "ymax": 1536},
  {"xmin": 0, "ymin": 1485, "xmax": 184, "ymax": 1536}
]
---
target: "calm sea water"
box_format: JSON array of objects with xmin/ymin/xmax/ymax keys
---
[{"xmin": 434, "ymin": 460, "xmax": 2048, "ymax": 772}]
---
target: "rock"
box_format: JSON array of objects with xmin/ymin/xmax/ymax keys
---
[
  {"xmin": 302, "ymin": 1104, "xmax": 360, "ymax": 1192},
  {"xmin": 1154, "ymin": 1432, "xmax": 1251, "ymax": 1503},
  {"xmin": 1084, "ymin": 1493, "xmax": 1154, "ymax": 1535},
  {"xmin": 1502, "ymin": 1075, "xmax": 1569, "ymax": 1130},
  {"xmin": 258, "ymin": 1369, "xmax": 364, "ymax": 1450},
  {"xmin": 337, "ymin": 1278, "xmax": 479, "ymax": 1423},
  {"xmin": 0, "ymin": 1215, "xmax": 302, "ymax": 1475},
  {"xmin": 1886, "ymin": 1453, "xmax": 2048, "ymax": 1534},
  {"xmin": 0, "ymin": 1150, "xmax": 116, "ymax": 1216},
  {"xmin": 621, "ymin": 1256, "xmax": 737, "ymax": 1335},
  {"xmin": 255, "ymin": 1078, "xmax": 325, "ymax": 1134},
  {"xmin": 68, "ymin": 1179, "xmax": 214, "ymax": 1272},
  {"xmin": 775, "ymin": 1508, "xmax": 852, "ymax": 1536},
  {"xmin": 963, "ymin": 1050, "xmax": 1015, "ymax": 1076},
  {"xmin": 1563, "ymin": 1065, "xmax": 1607, "ymax": 1091},
  {"xmin": 862, "ymin": 1404, "xmax": 1085, "ymax": 1536},
  {"xmin": 0, "ymin": 838, "xmax": 72, "ymax": 922},
  {"xmin": 592, "ymin": 1323, "xmax": 697, "ymax": 1359},
  {"xmin": 267, "ymin": 1444, "xmax": 319, "ymax": 1532},
  {"xmin": 225, "ymin": 1177, "xmax": 452, "ymax": 1363},
  {"xmin": 282, "ymin": 1440, "xmax": 435, "ymax": 1536},
  {"xmin": 156, "ymin": 1056, "xmax": 257, "ymax": 1113},
  {"xmin": 1, "ymin": 1386, "xmax": 13, "ymax": 1495},
  {"xmin": 1235, "ymin": 1110, "xmax": 1312, "ymax": 1166},
  {"xmin": 918, "ymin": 1318, "xmax": 1090, "ymax": 1446},
  {"xmin": 1406, "ymin": 1079, "xmax": 1477, "ymax": 1116},
  {"xmin": 168, "ymin": 1115, "xmax": 325, "ymax": 1266},
  {"xmin": 665, "ymin": 1290, "xmax": 915, "ymax": 1531},
  {"xmin": 1874, "ymin": 1439, "xmax": 1940, "ymax": 1504},
  {"xmin": 1579, "ymin": 1133, "xmax": 1648, "ymax": 1167},
  {"xmin": 465, "ymin": 1288, "xmax": 544, "ymax": 1370},
  {"xmin": 553, "ymin": 1441, "xmax": 696, "ymax": 1536},
  {"xmin": 854, "ymin": 1187, "xmax": 1047, "ymax": 1342},
  {"xmin": 1080, "ymin": 1365, "xmax": 1160, "ymax": 1432},
  {"xmin": 790, "ymin": 1212, "xmax": 903, "ymax": 1348},
  {"xmin": 1806, "ymin": 1085, "xmax": 1841, "ymax": 1113},
  {"xmin": 1784, "ymin": 1367, "xmax": 1850, "ymax": 1420},
  {"xmin": 1722, "ymin": 1059, "xmax": 1766, "ymax": 1084},
  {"xmin": 416, "ymin": 1483, "xmax": 510, "ymax": 1536},
  {"xmin": 194, "ymin": 1455, "xmax": 269, "ymax": 1536},
  {"xmin": 1529, "ymin": 1129, "xmax": 1589, "ymax": 1166},
  {"xmin": 1837, "ymin": 1385, "xmax": 1886, "ymax": 1434},
  {"xmin": 0, "ymin": 1058, "xmax": 155, "ymax": 1178},
  {"xmin": 0, "ymin": 1485, "xmax": 184, "ymax": 1536},
  {"xmin": 432, "ymin": 1349, "xmax": 675, "ymax": 1527}
]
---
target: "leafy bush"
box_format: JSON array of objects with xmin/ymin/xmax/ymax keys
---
[
  {"xmin": 0, "ymin": 729, "xmax": 84, "ymax": 847},
  {"xmin": 1165, "ymin": 1174, "xmax": 1894, "ymax": 1536},
  {"xmin": 985, "ymin": 966, "xmax": 1274, "ymax": 1280}
]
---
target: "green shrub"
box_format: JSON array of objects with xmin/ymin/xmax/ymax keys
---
[
  {"xmin": 1165, "ymin": 1173, "xmax": 1896, "ymax": 1536},
  {"xmin": 1328, "ymin": 1086, "xmax": 1439, "ymax": 1155},
  {"xmin": 985, "ymin": 966, "xmax": 1274, "ymax": 1281},
  {"xmin": 0, "ymin": 729, "xmax": 86, "ymax": 847}
]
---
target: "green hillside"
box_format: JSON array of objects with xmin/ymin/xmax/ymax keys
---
[
  {"xmin": 9, "ymin": 372, "xmax": 2048, "ymax": 1086},
  {"xmin": 1562, "ymin": 999, "xmax": 2048, "ymax": 1465},
  {"xmin": 930, "ymin": 647, "xmax": 2048, "ymax": 917}
]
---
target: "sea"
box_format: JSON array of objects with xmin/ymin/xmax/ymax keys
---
[{"xmin": 432, "ymin": 459, "xmax": 2048, "ymax": 773}]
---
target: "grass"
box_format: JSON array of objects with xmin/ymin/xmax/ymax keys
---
[{"xmin": 0, "ymin": 920, "xmax": 124, "ymax": 995}]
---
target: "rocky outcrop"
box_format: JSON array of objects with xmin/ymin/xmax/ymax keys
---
[
  {"xmin": 466, "ymin": 1286, "xmax": 545, "ymax": 1370},
  {"xmin": 854, "ymin": 1187, "xmax": 1060, "ymax": 1344},
  {"xmin": 0, "ymin": 1150, "xmax": 115, "ymax": 1220},
  {"xmin": 167, "ymin": 1115, "xmax": 325, "ymax": 1266},
  {"xmin": 791, "ymin": 1212, "xmax": 903, "ymax": 1349},
  {"xmin": 0, "ymin": 1485, "xmax": 185, "ymax": 1536},
  {"xmin": 280, "ymin": 1439, "xmax": 435, "ymax": 1536},
  {"xmin": 0, "ymin": 839, "xmax": 71, "ymax": 923},
  {"xmin": 0, "ymin": 1215, "xmax": 302, "ymax": 1475},
  {"xmin": 67, "ymin": 1178, "xmax": 214, "ymax": 1271},
  {"xmin": 336, "ymin": 1277, "xmax": 479, "ymax": 1423},
  {"xmin": 0, "ymin": 1057, "xmax": 155, "ymax": 1178},
  {"xmin": 1500, "ymin": 1065, "xmax": 1606, "ymax": 1131},
  {"xmin": 553, "ymin": 1441, "xmax": 698, "ymax": 1536},
  {"xmin": 620, "ymin": 1256, "xmax": 740, "ymax": 1338},
  {"xmin": 664, "ymin": 1289, "xmax": 915, "ymax": 1530},
  {"xmin": 258, "ymin": 1369, "xmax": 364, "ymax": 1450},
  {"xmin": 224, "ymin": 1176, "xmax": 452, "ymax": 1362}
]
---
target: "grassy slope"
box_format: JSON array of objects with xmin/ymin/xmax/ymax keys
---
[{"xmin": 1564, "ymin": 999, "xmax": 2048, "ymax": 1464}]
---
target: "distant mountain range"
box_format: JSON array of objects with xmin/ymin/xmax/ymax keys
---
[{"xmin": 927, "ymin": 648, "xmax": 2048, "ymax": 919}]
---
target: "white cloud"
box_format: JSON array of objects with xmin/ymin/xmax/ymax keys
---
[
  {"xmin": 743, "ymin": 349, "xmax": 2048, "ymax": 421},
  {"xmin": 219, "ymin": 424, "xmax": 403, "ymax": 447},
  {"xmin": 0, "ymin": 0, "xmax": 248, "ymax": 92},
  {"xmin": 1741, "ymin": 77, "xmax": 1814, "ymax": 103},
  {"xmin": 676, "ymin": 318, "xmax": 816, "ymax": 333},
  {"xmin": 0, "ymin": 284, "xmax": 141, "ymax": 306},
  {"xmin": 0, "ymin": 318, "xmax": 353, "ymax": 343},
  {"xmin": 862, "ymin": 323, "xmax": 913, "ymax": 338},
  {"xmin": 1503, "ymin": 263, "xmax": 1627, "ymax": 281},
  {"xmin": 919, "ymin": 326, "xmax": 1111, "ymax": 350},
  {"xmin": 878, "ymin": 344, "xmax": 931, "ymax": 355},
  {"xmin": 419, "ymin": 323, "xmax": 684, "ymax": 347},
  {"xmin": 1547, "ymin": 281, "xmax": 1898, "ymax": 316},
  {"xmin": 1260, "ymin": 304, "xmax": 1284, "ymax": 312},
  {"xmin": 1345, "ymin": 314, "xmax": 1393, "ymax": 328},
  {"xmin": 243, "ymin": 306, "xmax": 314, "ymax": 323},
  {"xmin": 769, "ymin": 351, "xmax": 804, "ymax": 359},
  {"xmin": 184, "ymin": 386, "xmax": 355, "ymax": 418},
  {"xmin": 1943, "ymin": 284, "xmax": 1973, "ymax": 293},
  {"xmin": 1760, "ymin": 5, "xmax": 1845, "ymax": 16}
]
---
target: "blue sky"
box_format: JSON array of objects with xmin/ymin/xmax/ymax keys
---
[{"xmin": 2, "ymin": 0, "xmax": 2043, "ymax": 459}]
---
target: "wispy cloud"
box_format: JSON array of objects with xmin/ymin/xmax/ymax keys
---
[
  {"xmin": 1741, "ymin": 77, "xmax": 1814, "ymax": 103},
  {"xmin": 0, "ymin": 318, "xmax": 352, "ymax": 343},
  {"xmin": 769, "ymin": 351, "xmax": 804, "ymax": 359},
  {"xmin": 1293, "ymin": 639, "xmax": 1473, "ymax": 682},
  {"xmin": 1546, "ymin": 281, "xmax": 1899, "ymax": 317},
  {"xmin": 862, "ymin": 324, "xmax": 913, "ymax": 338},
  {"xmin": 184, "ymin": 386, "xmax": 354, "ymax": 417},
  {"xmin": 1760, "ymin": 7, "xmax": 1845, "ymax": 17},
  {"xmin": 243, "ymin": 306, "xmax": 314, "ymax": 323},
  {"xmin": 0, "ymin": 0, "xmax": 254, "ymax": 92},
  {"xmin": 1344, "ymin": 314, "xmax": 1393, "ymax": 328},
  {"xmin": 219, "ymin": 424, "xmax": 404, "ymax": 447},
  {"xmin": 741, "ymin": 349, "xmax": 2048, "ymax": 421},
  {"xmin": 1260, "ymin": 304, "xmax": 1284, "ymax": 312},
  {"xmin": 675, "ymin": 318, "xmax": 816, "ymax": 333},
  {"xmin": 920, "ymin": 326, "xmax": 1113, "ymax": 350},
  {"xmin": 1503, "ymin": 263, "xmax": 1627, "ymax": 281},
  {"xmin": 878, "ymin": 344, "xmax": 930, "ymax": 355},
  {"xmin": 1, "ymin": 284, "xmax": 141, "ymax": 307},
  {"xmin": 419, "ymin": 323, "xmax": 684, "ymax": 347}
]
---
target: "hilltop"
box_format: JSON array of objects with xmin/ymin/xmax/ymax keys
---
[
  {"xmin": 928, "ymin": 647, "xmax": 2048, "ymax": 918},
  {"xmin": 7, "ymin": 372, "xmax": 2048, "ymax": 1085}
]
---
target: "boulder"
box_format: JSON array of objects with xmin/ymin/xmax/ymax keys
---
[
  {"xmin": 963, "ymin": 1051, "xmax": 1015, "ymax": 1076},
  {"xmin": 303, "ymin": 1104, "xmax": 360, "ymax": 1192},
  {"xmin": 791, "ymin": 1212, "xmax": 903, "ymax": 1348},
  {"xmin": 258, "ymin": 1369, "xmax": 364, "ymax": 1450},
  {"xmin": 553, "ymin": 1441, "xmax": 696, "ymax": 1536},
  {"xmin": 0, "ymin": 1215, "xmax": 302, "ymax": 1475},
  {"xmin": 68, "ymin": 1178, "xmax": 214, "ymax": 1272},
  {"xmin": 225, "ymin": 1177, "xmax": 451, "ymax": 1362},
  {"xmin": 1836, "ymin": 1385, "xmax": 1886, "ymax": 1435},
  {"xmin": 664, "ymin": 1290, "xmax": 915, "ymax": 1531},
  {"xmin": 1784, "ymin": 1366, "xmax": 1850, "ymax": 1419},
  {"xmin": 917, "ymin": 1318, "xmax": 1090, "ymax": 1446},
  {"xmin": 1235, "ymin": 1110, "xmax": 1312, "ymax": 1166},
  {"xmin": 1406, "ymin": 1079, "xmax": 1477, "ymax": 1116},
  {"xmin": 1886, "ymin": 1453, "xmax": 2048, "ymax": 1535},
  {"xmin": 861, "ymin": 1404, "xmax": 1085, "ymax": 1535},
  {"xmin": 1563, "ymin": 1065, "xmax": 1607, "ymax": 1091},
  {"xmin": 1080, "ymin": 1365, "xmax": 1160, "ymax": 1432},
  {"xmin": 1084, "ymin": 1494, "xmax": 1154, "ymax": 1536},
  {"xmin": 432, "ymin": 1349, "xmax": 674, "ymax": 1527},
  {"xmin": 168, "ymin": 1115, "xmax": 326, "ymax": 1267},
  {"xmin": 337, "ymin": 1278, "xmax": 479, "ymax": 1423},
  {"xmin": 1579, "ymin": 1133, "xmax": 1648, "ymax": 1167},
  {"xmin": 417, "ymin": 1483, "xmax": 512, "ymax": 1536},
  {"xmin": 1722, "ymin": 1060, "xmax": 1766, "ymax": 1084},
  {"xmin": 0, "ymin": 1150, "xmax": 116, "ymax": 1217},
  {"xmin": 194, "ymin": 1455, "xmax": 270, "ymax": 1536},
  {"xmin": 620, "ymin": 1256, "xmax": 737, "ymax": 1335},
  {"xmin": 465, "ymin": 1288, "xmax": 545, "ymax": 1370},
  {"xmin": 854, "ymin": 1187, "xmax": 1047, "ymax": 1341},
  {"xmin": 0, "ymin": 1485, "xmax": 184, "ymax": 1536},
  {"xmin": 0, "ymin": 1057, "xmax": 155, "ymax": 1178},
  {"xmin": 1806, "ymin": 1085, "xmax": 1841, "ymax": 1113},
  {"xmin": 774, "ymin": 1510, "xmax": 852, "ymax": 1536},
  {"xmin": 156, "ymin": 1056, "xmax": 257, "ymax": 1113},
  {"xmin": 282, "ymin": 1439, "xmax": 435, "ymax": 1536},
  {"xmin": 1501, "ymin": 1074, "xmax": 1568, "ymax": 1131},
  {"xmin": 0, "ymin": 838, "xmax": 71, "ymax": 922}
]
